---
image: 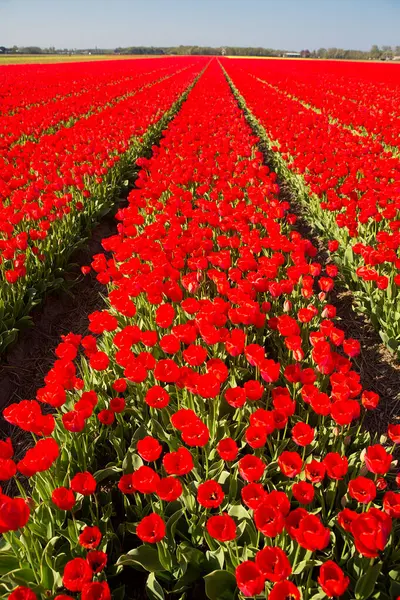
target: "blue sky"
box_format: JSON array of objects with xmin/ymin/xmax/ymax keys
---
[{"xmin": 0, "ymin": 0, "xmax": 399, "ymax": 50}]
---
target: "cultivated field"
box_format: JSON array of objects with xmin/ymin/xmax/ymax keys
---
[
  {"xmin": 0, "ymin": 54, "xmax": 162, "ymax": 64},
  {"xmin": 1, "ymin": 55, "xmax": 400, "ymax": 600}
]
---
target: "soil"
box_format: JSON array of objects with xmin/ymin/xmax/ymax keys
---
[
  {"xmin": 0, "ymin": 202, "xmax": 125, "ymax": 455},
  {"xmin": 280, "ymin": 177, "xmax": 400, "ymax": 436}
]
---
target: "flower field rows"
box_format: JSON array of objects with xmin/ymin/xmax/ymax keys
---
[
  {"xmin": 1, "ymin": 58, "xmax": 400, "ymax": 600},
  {"xmin": 0, "ymin": 57, "xmax": 206, "ymax": 353},
  {"xmin": 221, "ymin": 58, "xmax": 400, "ymax": 354},
  {"xmin": 226, "ymin": 59, "xmax": 400, "ymax": 149},
  {"xmin": 0, "ymin": 60, "xmax": 170, "ymax": 114},
  {"xmin": 0, "ymin": 59, "xmax": 184, "ymax": 148}
]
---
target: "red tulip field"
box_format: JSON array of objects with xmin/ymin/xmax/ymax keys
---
[{"xmin": 1, "ymin": 56, "xmax": 400, "ymax": 600}]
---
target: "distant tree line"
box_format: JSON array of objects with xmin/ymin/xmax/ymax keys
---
[
  {"xmin": 114, "ymin": 46, "xmax": 164, "ymax": 55},
  {"xmin": 114, "ymin": 46, "xmax": 285, "ymax": 56},
  {"xmin": 311, "ymin": 45, "xmax": 400, "ymax": 60},
  {"xmin": 114, "ymin": 45, "xmax": 285, "ymax": 56},
  {"xmin": 1, "ymin": 44, "xmax": 400, "ymax": 60},
  {"xmin": 0, "ymin": 45, "xmax": 115, "ymax": 55},
  {"xmin": 114, "ymin": 45, "xmax": 400, "ymax": 60}
]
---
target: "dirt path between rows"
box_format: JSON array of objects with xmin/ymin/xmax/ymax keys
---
[
  {"xmin": 0, "ymin": 206, "xmax": 122, "ymax": 440},
  {"xmin": 279, "ymin": 178, "xmax": 400, "ymax": 436}
]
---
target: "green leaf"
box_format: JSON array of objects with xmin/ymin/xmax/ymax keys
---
[
  {"xmin": 204, "ymin": 570, "xmax": 237, "ymax": 600},
  {"xmin": 157, "ymin": 541, "xmax": 173, "ymax": 572},
  {"xmin": 228, "ymin": 504, "xmax": 251, "ymax": 521},
  {"xmin": 146, "ymin": 573, "xmax": 165, "ymax": 600},
  {"xmin": 116, "ymin": 545, "xmax": 164, "ymax": 573},
  {"xmin": 379, "ymin": 330, "xmax": 389, "ymax": 345},
  {"xmin": 131, "ymin": 453, "xmax": 144, "ymax": 470},
  {"xmin": 9, "ymin": 569, "xmax": 36, "ymax": 586},
  {"xmin": 166, "ymin": 508, "xmax": 184, "ymax": 542},
  {"xmin": 355, "ymin": 561, "xmax": 382, "ymax": 600},
  {"xmin": 132, "ymin": 425, "xmax": 148, "ymax": 443},
  {"xmin": 149, "ymin": 418, "xmax": 171, "ymax": 443},
  {"xmin": 122, "ymin": 451, "xmax": 133, "ymax": 472},
  {"xmin": 205, "ymin": 548, "xmax": 225, "ymax": 572},
  {"xmin": 66, "ymin": 519, "xmax": 78, "ymax": 545},
  {"xmin": 0, "ymin": 554, "xmax": 21, "ymax": 576},
  {"xmin": 40, "ymin": 561, "xmax": 54, "ymax": 590},
  {"xmin": 228, "ymin": 470, "xmax": 238, "ymax": 501},
  {"xmin": 344, "ymin": 244, "xmax": 354, "ymax": 265},
  {"xmin": 54, "ymin": 552, "xmax": 69, "ymax": 573},
  {"xmin": 40, "ymin": 536, "xmax": 61, "ymax": 590},
  {"xmin": 176, "ymin": 543, "xmax": 205, "ymax": 572},
  {"xmin": 390, "ymin": 580, "xmax": 400, "ymax": 597},
  {"xmin": 217, "ymin": 470, "xmax": 231, "ymax": 486},
  {"xmin": 208, "ymin": 459, "xmax": 224, "ymax": 480},
  {"xmin": 292, "ymin": 559, "xmax": 322, "ymax": 575},
  {"xmin": 172, "ymin": 564, "xmax": 203, "ymax": 593},
  {"xmin": 43, "ymin": 536, "xmax": 60, "ymax": 571},
  {"xmin": 0, "ymin": 328, "xmax": 19, "ymax": 351},
  {"xmin": 93, "ymin": 466, "xmax": 122, "ymax": 482}
]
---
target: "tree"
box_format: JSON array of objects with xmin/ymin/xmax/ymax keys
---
[
  {"xmin": 370, "ymin": 44, "xmax": 381, "ymax": 59},
  {"xmin": 381, "ymin": 45, "xmax": 393, "ymax": 59},
  {"xmin": 21, "ymin": 46, "xmax": 42, "ymax": 54}
]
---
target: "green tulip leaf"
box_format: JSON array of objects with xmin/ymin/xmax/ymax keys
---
[
  {"xmin": 204, "ymin": 569, "xmax": 237, "ymax": 600},
  {"xmin": 146, "ymin": 573, "xmax": 165, "ymax": 600},
  {"xmin": 117, "ymin": 545, "xmax": 164, "ymax": 572},
  {"xmin": 355, "ymin": 562, "xmax": 382, "ymax": 600}
]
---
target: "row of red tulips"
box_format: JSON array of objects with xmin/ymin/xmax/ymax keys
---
[
  {"xmin": 0, "ymin": 60, "xmax": 167, "ymax": 114},
  {"xmin": 0, "ymin": 57, "xmax": 206, "ymax": 353},
  {"xmin": 0, "ymin": 59, "xmax": 183, "ymax": 149},
  {"xmin": 1, "ymin": 59, "xmax": 399, "ymax": 600},
  {"xmin": 221, "ymin": 58, "xmax": 400, "ymax": 354},
  {"xmin": 228, "ymin": 58, "xmax": 400, "ymax": 149}
]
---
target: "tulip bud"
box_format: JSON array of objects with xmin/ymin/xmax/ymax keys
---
[
  {"xmin": 283, "ymin": 300, "xmax": 292, "ymax": 313},
  {"xmin": 376, "ymin": 477, "xmax": 387, "ymax": 491}
]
